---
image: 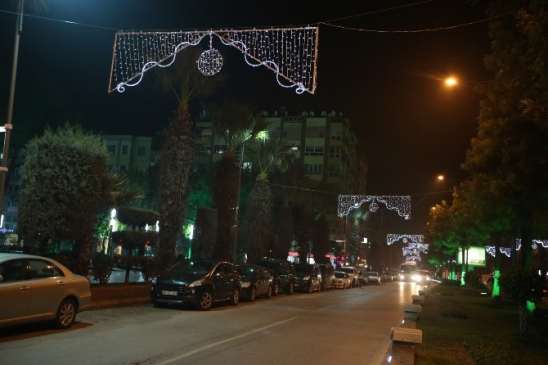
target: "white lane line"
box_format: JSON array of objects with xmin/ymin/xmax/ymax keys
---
[{"xmin": 153, "ymin": 316, "xmax": 298, "ymax": 365}]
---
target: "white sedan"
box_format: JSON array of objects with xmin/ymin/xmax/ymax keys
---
[
  {"xmin": 0, "ymin": 253, "xmax": 92, "ymax": 329},
  {"xmin": 333, "ymin": 271, "xmax": 352, "ymax": 289}
]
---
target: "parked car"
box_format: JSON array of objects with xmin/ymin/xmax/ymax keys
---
[
  {"xmin": 236, "ymin": 264, "xmax": 272, "ymax": 301},
  {"xmin": 319, "ymin": 263, "xmax": 336, "ymax": 290},
  {"xmin": 293, "ymin": 263, "xmax": 322, "ymax": 293},
  {"xmin": 338, "ymin": 266, "xmax": 359, "ymax": 287},
  {"xmin": 412, "ymin": 270, "xmax": 431, "ymax": 283},
  {"xmin": 365, "ymin": 271, "xmax": 382, "ymax": 285},
  {"xmin": 0, "ymin": 253, "xmax": 92, "ymax": 329},
  {"xmin": 256, "ymin": 259, "xmax": 295, "ymax": 295},
  {"xmin": 333, "ymin": 271, "xmax": 352, "ymax": 289},
  {"xmin": 382, "ymin": 271, "xmax": 394, "ymax": 282},
  {"xmin": 151, "ymin": 258, "xmax": 240, "ymax": 310}
]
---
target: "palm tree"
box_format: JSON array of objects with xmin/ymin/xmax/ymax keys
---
[
  {"xmin": 243, "ymin": 137, "xmax": 293, "ymax": 262},
  {"xmin": 155, "ymin": 48, "xmax": 223, "ymax": 268},
  {"xmin": 208, "ymin": 100, "xmax": 269, "ymax": 261}
]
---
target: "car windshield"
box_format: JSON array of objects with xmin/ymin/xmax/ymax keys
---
[
  {"xmin": 169, "ymin": 260, "xmax": 214, "ymax": 275},
  {"xmin": 294, "ymin": 264, "xmax": 313, "ymax": 274},
  {"xmin": 335, "ymin": 272, "xmax": 346, "ymax": 278},
  {"xmin": 237, "ymin": 266, "xmax": 255, "ymax": 275}
]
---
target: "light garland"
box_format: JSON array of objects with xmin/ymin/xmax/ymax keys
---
[
  {"xmin": 387, "ymin": 234, "xmax": 423, "ymax": 245},
  {"xmin": 337, "ymin": 195, "xmax": 411, "ymax": 219},
  {"xmin": 109, "ymin": 27, "xmax": 318, "ymax": 94},
  {"xmin": 485, "ymin": 238, "xmax": 548, "ymax": 257}
]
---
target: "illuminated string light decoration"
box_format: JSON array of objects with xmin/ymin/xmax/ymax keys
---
[
  {"xmin": 387, "ymin": 234, "xmax": 423, "ymax": 245},
  {"xmin": 109, "ymin": 27, "xmax": 318, "ymax": 94},
  {"xmin": 337, "ymin": 195, "xmax": 411, "ymax": 219},
  {"xmin": 408, "ymin": 242, "xmax": 429, "ymax": 254},
  {"xmin": 486, "ymin": 238, "xmax": 548, "ymax": 257}
]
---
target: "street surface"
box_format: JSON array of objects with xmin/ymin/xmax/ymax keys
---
[{"xmin": 0, "ymin": 281, "xmax": 422, "ymax": 365}]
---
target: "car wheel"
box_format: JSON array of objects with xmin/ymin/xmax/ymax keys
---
[
  {"xmin": 53, "ymin": 298, "xmax": 77, "ymax": 329},
  {"xmin": 197, "ymin": 291, "xmax": 213, "ymax": 310},
  {"xmin": 287, "ymin": 282, "xmax": 294, "ymax": 294},
  {"xmin": 249, "ymin": 286, "xmax": 256, "ymax": 302},
  {"xmin": 273, "ymin": 282, "xmax": 280, "ymax": 296},
  {"xmin": 230, "ymin": 288, "xmax": 239, "ymax": 306}
]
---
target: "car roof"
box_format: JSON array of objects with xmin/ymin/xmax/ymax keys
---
[{"xmin": 0, "ymin": 252, "xmax": 51, "ymax": 261}]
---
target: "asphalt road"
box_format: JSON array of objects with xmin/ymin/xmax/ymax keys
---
[{"xmin": 0, "ymin": 281, "xmax": 421, "ymax": 365}]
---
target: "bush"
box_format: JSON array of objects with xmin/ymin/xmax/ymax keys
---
[
  {"xmin": 90, "ymin": 257, "xmax": 115, "ymax": 284},
  {"xmin": 138, "ymin": 257, "xmax": 160, "ymax": 282}
]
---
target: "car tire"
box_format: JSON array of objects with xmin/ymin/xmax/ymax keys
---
[
  {"xmin": 273, "ymin": 281, "xmax": 280, "ymax": 296},
  {"xmin": 53, "ymin": 298, "xmax": 77, "ymax": 329},
  {"xmin": 230, "ymin": 288, "xmax": 239, "ymax": 306},
  {"xmin": 197, "ymin": 291, "xmax": 213, "ymax": 310},
  {"xmin": 249, "ymin": 286, "xmax": 256, "ymax": 302},
  {"xmin": 287, "ymin": 282, "xmax": 294, "ymax": 295}
]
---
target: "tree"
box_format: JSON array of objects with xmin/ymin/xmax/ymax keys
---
[
  {"xmin": 208, "ymin": 100, "xmax": 269, "ymax": 261},
  {"xmin": 154, "ymin": 48, "xmax": 223, "ymax": 268},
  {"xmin": 498, "ymin": 267, "xmax": 546, "ymax": 336},
  {"xmin": 242, "ymin": 136, "xmax": 293, "ymax": 263},
  {"xmin": 18, "ymin": 125, "xmax": 108, "ymax": 275},
  {"xmin": 463, "ymin": 1, "xmax": 548, "ymax": 270}
]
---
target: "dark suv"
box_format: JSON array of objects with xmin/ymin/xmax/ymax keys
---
[
  {"xmin": 256, "ymin": 259, "xmax": 295, "ymax": 295},
  {"xmin": 293, "ymin": 263, "xmax": 322, "ymax": 293},
  {"xmin": 151, "ymin": 258, "xmax": 240, "ymax": 310}
]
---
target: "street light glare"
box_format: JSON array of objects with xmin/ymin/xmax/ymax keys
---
[
  {"xmin": 445, "ymin": 77, "xmax": 457, "ymax": 87},
  {"xmin": 437, "ymin": 175, "xmax": 445, "ymax": 181}
]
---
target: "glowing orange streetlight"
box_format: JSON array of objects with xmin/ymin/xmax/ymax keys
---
[
  {"xmin": 437, "ymin": 174, "xmax": 445, "ymax": 182},
  {"xmin": 444, "ymin": 77, "xmax": 457, "ymax": 87}
]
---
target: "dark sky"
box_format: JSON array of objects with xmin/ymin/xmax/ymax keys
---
[{"xmin": 0, "ymin": 0, "xmax": 492, "ymax": 233}]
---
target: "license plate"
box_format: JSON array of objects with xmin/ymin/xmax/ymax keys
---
[{"xmin": 162, "ymin": 290, "xmax": 178, "ymax": 296}]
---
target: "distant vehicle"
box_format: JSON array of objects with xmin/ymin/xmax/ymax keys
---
[
  {"xmin": 365, "ymin": 271, "xmax": 382, "ymax": 285},
  {"xmin": 151, "ymin": 258, "xmax": 240, "ymax": 310},
  {"xmin": 293, "ymin": 263, "xmax": 322, "ymax": 293},
  {"xmin": 399, "ymin": 263, "xmax": 417, "ymax": 282},
  {"xmin": 319, "ymin": 263, "xmax": 336, "ymax": 290},
  {"xmin": 0, "ymin": 253, "xmax": 91, "ymax": 329},
  {"xmin": 382, "ymin": 271, "xmax": 394, "ymax": 282},
  {"xmin": 256, "ymin": 259, "xmax": 295, "ymax": 295},
  {"xmin": 412, "ymin": 270, "xmax": 431, "ymax": 283},
  {"xmin": 236, "ymin": 264, "xmax": 273, "ymax": 301},
  {"xmin": 389, "ymin": 269, "xmax": 400, "ymax": 281},
  {"xmin": 333, "ymin": 271, "xmax": 352, "ymax": 289}
]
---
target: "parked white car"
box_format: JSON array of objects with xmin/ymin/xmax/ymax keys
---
[
  {"xmin": 0, "ymin": 253, "xmax": 92, "ymax": 329},
  {"xmin": 333, "ymin": 271, "xmax": 352, "ymax": 289}
]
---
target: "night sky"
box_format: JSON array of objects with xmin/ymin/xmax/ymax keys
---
[{"xmin": 0, "ymin": 0, "xmax": 492, "ymax": 233}]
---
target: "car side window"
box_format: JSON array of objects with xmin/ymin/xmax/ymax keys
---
[
  {"xmin": 28, "ymin": 259, "xmax": 63, "ymax": 279},
  {"xmin": 224, "ymin": 264, "xmax": 234, "ymax": 275},
  {"xmin": 0, "ymin": 259, "xmax": 27, "ymax": 282}
]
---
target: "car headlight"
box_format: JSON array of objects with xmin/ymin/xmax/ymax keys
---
[
  {"xmin": 241, "ymin": 281, "xmax": 251, "ymax": 288},
  {"xmin": 189, "ymin": 279, "xmax": 205, "ymax": 287}
]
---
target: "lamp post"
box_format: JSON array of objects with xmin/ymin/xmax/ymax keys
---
[{"xmin": 0, "ymin": 0, "xmax": 24, "ymax": 227}]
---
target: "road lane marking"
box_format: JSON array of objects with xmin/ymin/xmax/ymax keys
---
[{"xmin": 153, "ymin": 316, "xmax": 298, "ymax": 365}]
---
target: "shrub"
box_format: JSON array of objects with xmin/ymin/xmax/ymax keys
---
[
  {"xmin": 138, "ymin": 257, "xmax": 160, "ymax": 282},
  {"xmin": 90, "ymin": 257, "xmax": 115, "ymax": 284}
]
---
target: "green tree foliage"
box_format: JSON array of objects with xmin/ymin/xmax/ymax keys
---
[
  {"xmin": 18, "ymin": 125, "xmax": 108, "ymax": 275},
  {"xmin": 463, "ymin": 1, "xmax": 548, "ymax": 268}
]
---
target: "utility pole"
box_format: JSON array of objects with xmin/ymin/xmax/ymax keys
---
[{"xmin": 0, "ymin": 0, "xmax": 24, "ymax": 226}]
